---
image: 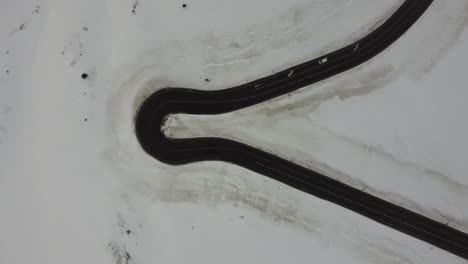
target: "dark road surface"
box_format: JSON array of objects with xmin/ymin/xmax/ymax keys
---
[{"xmin": 135, "ymin": 0, "xmax": 468, "ymax": 260}]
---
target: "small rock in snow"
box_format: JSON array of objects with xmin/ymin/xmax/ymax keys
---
[
  {"xmin": 32, "ymin": 5, "xmax": 40, "ymax": 14},
  {"xmin": 132, "ymin": 1, "xmax": 138, "ymax": 15}
]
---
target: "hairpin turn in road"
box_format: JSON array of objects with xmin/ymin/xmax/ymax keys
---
[{"xmin": 135, "ymin": 0, "xmax": 468, "ymax": 260}]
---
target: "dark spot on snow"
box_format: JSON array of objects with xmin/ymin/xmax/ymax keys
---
[
  {"xmin": 125, "ymin": 252, "xmax": 131, "ymax": 264},
  {"xmin": 82, "ymin": 26, "xmax": 88, "ymax": 31},
  {"xmin": 126, "ymin": 230, "xmax": 132, "ymax": 235},
  {"xmin": 79, "ymin": 53, "xmax": 83, "ymax": 56},
  {"xmin": 240, "ymin": 215, "xmax": 245, "ymax": 219},
  {"xmin": 182, "ymin": 3, "xmax": 187, "ymax": 8},
  {"xmin": 19, "ymin": 24, "xmax": 25, "ymax": 31},
  {"xmin": 108, "ymin": 242, "xmax": 132, "ymax": 264},
  {"xmin": 204, "ymin": 78, "xmax": 210, "ymax": 82},
  {"xmin": 6, "ymin": 70, "xmax": 9, "ymax": 74},
  {"xmin": 6, "ymin": 51, "xmax": 9, "ymax": 55},
  {"xmin": 131, "ymin": 1, "xmax": 138, "ymax": 15},
  {"xmin": 83, "ymin": 92, "xmax": 87, "ymax": 95},
  {"xmin": 32, "ymin": 5, "xmax": 40, "ymax": 14},
  {"xmin": 84, "ymin": 118, "xmax": 88, "ymax": 122},
  {"xmin": 81, "ymin": 73, "xmax": 88, "ymax": 79},
  {"xmin": 191, "ymin": 226, "xmax": 194, "ymax": 229}
]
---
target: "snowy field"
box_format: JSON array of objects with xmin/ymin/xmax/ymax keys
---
[{"xmin": 1, "ymin": 0, "xmax": 468, "ymax": 263}]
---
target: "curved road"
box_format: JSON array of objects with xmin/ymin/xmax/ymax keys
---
[{"xmin": 135, "ymin": 0, "xmax": 468, "ymax": 260}]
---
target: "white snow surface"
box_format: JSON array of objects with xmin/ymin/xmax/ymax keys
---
[{"xmin": 1, "ymin": 0, "xmax": 468, "ymax": 263}]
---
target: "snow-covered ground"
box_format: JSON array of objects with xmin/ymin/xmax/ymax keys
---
[{"xmin": 1, "ymin": 0, "xmax": 467, "ymax": 263}]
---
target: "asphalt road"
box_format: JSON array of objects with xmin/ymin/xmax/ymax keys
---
[{"xmin": 135, "ymin": 0, "xmax": 468, "ymax": 260}]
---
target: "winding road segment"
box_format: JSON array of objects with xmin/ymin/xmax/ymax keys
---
[{"xmin": 135, "ymin": 0, "xmax": 468, "ymax": 259}]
